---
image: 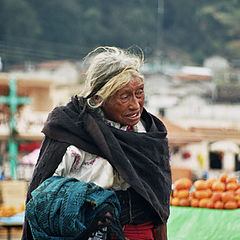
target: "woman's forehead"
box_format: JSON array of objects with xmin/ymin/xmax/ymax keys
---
[{"xmin": 120, "ymin": 77, "xmax": 144, "ymax": 91}]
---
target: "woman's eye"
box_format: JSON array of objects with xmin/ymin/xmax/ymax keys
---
[
  {"xmin": 136, "ymin": 89, "xmax": 144, "ymax": 97},
  {"xmin": 120, "ymin": 94, "xmax": 128, "ymax": 100}
]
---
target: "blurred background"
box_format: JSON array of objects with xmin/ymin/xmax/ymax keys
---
[
  {"xmin": 0, "ymin": 0, "xmax": 240, "ymax": 239},
  {"xmin": 1, "ymin": 0, "xmax": 240, "ymax": 68}
]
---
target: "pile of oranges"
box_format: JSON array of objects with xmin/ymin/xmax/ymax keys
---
[
  {"xmin": 170, "ymin": 173, "xmax": 240, "ymax": 209},
  {"xmin": 0, "ymin": 203, "xmax": 25, "ymax": 217}
]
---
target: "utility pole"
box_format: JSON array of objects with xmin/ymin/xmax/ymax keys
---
[
  {"xmin": 0, "ymin": 57, "xmax": 2, "ymax": 72},
  {"xmin": 156, "ymin": 0, "xmax": 164, "ymax": 69}
]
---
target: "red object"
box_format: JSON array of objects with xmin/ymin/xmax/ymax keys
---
[
  {"xmin": 182, "ymin": 151, "xmax": 191, "ymax": 159},
  {"xmin": 19, "ymin": 141, "xmax": 41, "ymax": 152},
  {"xmin": 126, "ymin": 125, "xmax": 133, "ymax": 131},
  {"xmin": 112, "ymin": 222, "xmax": 154, "ymax": 240}
]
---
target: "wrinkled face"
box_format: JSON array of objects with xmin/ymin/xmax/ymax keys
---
[{"xmin": 102, "ymin": 77, "xmax": 144, "ymax": 126}]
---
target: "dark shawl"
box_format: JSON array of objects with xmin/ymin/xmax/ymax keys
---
[{"xmin": 22, "ymin": 96, "xmax": 171, "ymax": 240}]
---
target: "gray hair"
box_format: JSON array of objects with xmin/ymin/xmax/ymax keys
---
[{"xmin": 81, "ymin": 46, "xmax": 144, "ymax": 108}]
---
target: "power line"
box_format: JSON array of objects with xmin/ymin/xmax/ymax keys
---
[
  {"xmin": 0, "ymin": 36, "xmax": 94, "ymax": 63},
  {"xmin": 1, "ymin": 34, "xmax": 91, "ymax": 53},
  {"xmin": 0, "ymin": 43, "xmax": 93, "ymax": 64},
  {"xmin": 0, "ymin": 42, "xmax": 81, "ymax": 60}
]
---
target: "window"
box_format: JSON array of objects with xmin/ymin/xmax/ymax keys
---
[{"xmin": 209, "ymin": 152, "xmax": 223, "ymax": 169}]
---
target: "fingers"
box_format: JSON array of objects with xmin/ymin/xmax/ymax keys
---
[{"xmin": 97, "ymin": 211, "xmax": 113, "ymax": 225}]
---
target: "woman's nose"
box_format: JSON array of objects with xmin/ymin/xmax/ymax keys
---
[{"xmin": 129, "ymin": 95, "xmax": 139, "ymax": 109}]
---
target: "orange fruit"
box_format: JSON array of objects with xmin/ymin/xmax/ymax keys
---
[
  {"xmin": 237, "ymin": 199, "xmax": 240, "ymax": 208},
  {"xmin": 224, "ymin": 201, "xmax": 237, "ymax": 209},
  {"xmin": 226, "ymin": 182, "xmax": 238, "ymax": 191},
  {"xmin": 177, "ymin": 190, "xmax": 190, "ymax": 199},
  {"xmin": 214, "ymin": 201, "xmax": 224, "ymax": 209},
  {"xmin": 206, "ymin": 178, "xmax": 218, "ymax": 188},
  {"xmin": 235, "ymin": 188, "xmax": 240, "ymax": 195},
  {"xmin": 191, "ymin": 191, "xmax": 197, "ymax": 199},
  {"xmin": 211, "ymin": 181, "xmax": 225, "ymax": 192},
  {"xmin": 190, "ymin": 198, "xmax": 199, "ymax": 208},
  {"xmin": 206, "ymin": 199, "xmax": 214, "ymax": 209},
  {"xmin": 173, "ymin": 190, "xmax": 178, "ymax": 198},
  {"xmin": 235, "ymin": 194, "xmax": 240, "ymax": 201},
  {"xmin": 199, "ymin": 198, "xmax": 208, "ymax": 208},
  {"xmin": 195, "ymin": 190, "xmax": 210, "ymax": 199},
  {"xmin": 194, "ymin": 180, "xmax": 208, "ymax": 190},
  {"xmin": 226, "ymin": 176, "xmax": 238, "ymax": 184},
  {"xmin": 206, "ymin": 188, "xmax": 213, "ymax": 198},
  {"xmin": 219, "ymin": 173, "xmax": 228, "ymax": 183},
  {"xmin": 221, "ymin": 191, "xmax": 235, "ymax": 203},
  {"xmin": 174, "ymin": 178, "xmax": 192, "ymax": 190},
  {"xmin": 179, "ymin": 198, "xmax": 190, "ymax": 207},
  {"xmin": 171, "ymin": 197, "xmax": 180, "ymax": 206},
  {"xmin": 211, "ymin": 192, "xmax": 222, "ymax": 202}
]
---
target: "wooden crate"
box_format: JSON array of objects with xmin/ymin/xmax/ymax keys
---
[
  {"xmin": 0, "ymin": 180, "xmax": 28, "ymax": 209},
  {"xmin": 171, "ymin": 167, "xmax": 192, "ymax": 183}
]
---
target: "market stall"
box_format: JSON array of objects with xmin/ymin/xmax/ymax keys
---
[
  {"xmin": 168, "ymin": 174, "xmax": 240, "ymax": 240},
  {"xmin": 167, "ymin": 206, "xmax": 240, "ymax": 240}
]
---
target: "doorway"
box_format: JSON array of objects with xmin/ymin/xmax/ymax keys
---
[{"xmin": 209, "ymin": 151, "xmax": 223, "ymax": 170}]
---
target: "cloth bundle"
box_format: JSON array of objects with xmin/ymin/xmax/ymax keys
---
[{"xmin": 26, "ymin": 176, "xmax": 123, "ymax": 240}]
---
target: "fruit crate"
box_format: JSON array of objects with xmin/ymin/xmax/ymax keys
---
[{"xmin": 0, "ymin": 180, "xmax": 28, "ymax": 209}]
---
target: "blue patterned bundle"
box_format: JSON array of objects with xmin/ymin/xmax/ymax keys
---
[{"xmin": 26, "ymin": 176, "xmax": 121, "ymax": 239}]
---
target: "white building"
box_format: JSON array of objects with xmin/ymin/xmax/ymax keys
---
[{"xmin": 144, "ymin": 65, "xmax": 240, "ymax": 180}]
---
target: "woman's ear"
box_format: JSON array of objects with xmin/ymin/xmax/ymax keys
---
[{"xmin": 93, "ymin": 95, "xmax": 102, "ymax": 105}]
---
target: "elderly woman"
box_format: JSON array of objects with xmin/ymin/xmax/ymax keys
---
[{"xmin": 22, "ymin": 47, "xmax": 171, "ymax": 240}]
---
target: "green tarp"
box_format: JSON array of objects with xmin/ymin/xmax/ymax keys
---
[{"xmin": 167, "ymin": 206, "xmax": 240, "ymax": 240}]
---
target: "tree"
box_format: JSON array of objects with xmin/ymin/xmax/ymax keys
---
[
  {"xmin": 0, "ymin": 0, "xmax": 41, "ymax": 65},
  {"xmin": 0, "ymin": 0, "xmax": 239, "ymax": 67}
]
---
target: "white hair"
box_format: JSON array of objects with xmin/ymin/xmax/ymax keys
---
[{"xmin": 81, "ymin": 46, "xmax": 144, "ymax": 108}]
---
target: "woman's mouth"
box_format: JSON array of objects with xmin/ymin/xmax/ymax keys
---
[{"xmin": 125, "ymin": 112, "xmax": 140, "ymax": 120}]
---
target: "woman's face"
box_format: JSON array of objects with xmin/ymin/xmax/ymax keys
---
[{"xmin": 102, "ymin": 77, "xmax": 144, "ymax": 126}]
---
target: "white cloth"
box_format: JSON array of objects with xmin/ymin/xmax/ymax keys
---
[{"xmin": 54, "ymin": 119, "xmax": 146, "ymax": 190}]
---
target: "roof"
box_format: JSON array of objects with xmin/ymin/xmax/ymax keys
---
[
  {"xmin": 158, "ymin": 116, "xmax": 203, "ymax": 146},
  {"xmin": 181, "ymin": 66, "xmax": 212, "ymax": 76},
  {"xmin": 37, "ymin": 60, "xmax": 71, "ymax": 69},
  {"xmin": 173, "ymin": 66, "xmax": 213, "ymax": 81},
  {"xmin": 0, "ymin": 73, "xmax": 54, "ymax": 87},
  {"xmin": 160, "ymin": 116, "xmax": 240, "ymax": 146},
  {"xmin": 173, "ymin": 74, "xmax": 212, "ymax": 81},
  {"xmin": 190, "ymin": 126, "xmax": 240, "ymax": 144}
]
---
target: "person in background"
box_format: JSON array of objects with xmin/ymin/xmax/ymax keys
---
[{"xmin": 22, "ymin": 46, "xmax": 172, "ymax": 240}]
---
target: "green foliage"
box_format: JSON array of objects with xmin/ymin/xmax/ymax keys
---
[{"xmin": 0, "ymin": 0, "xmax": 239, "ymax": 67}]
